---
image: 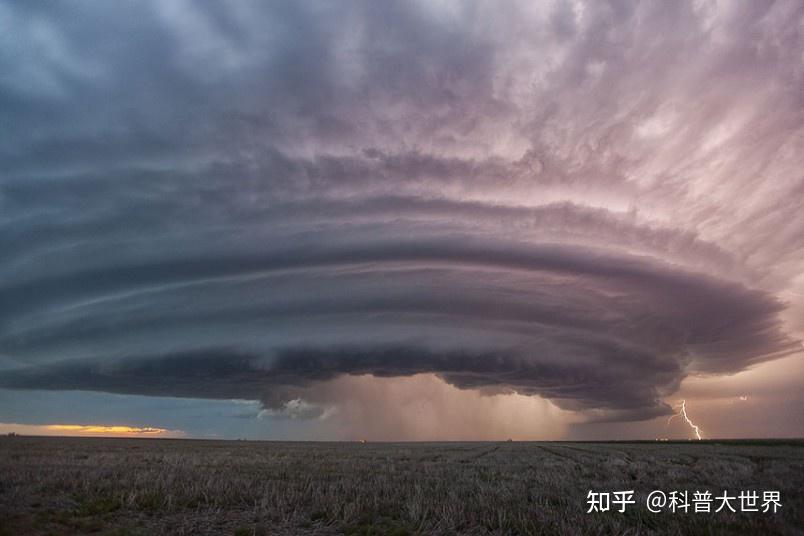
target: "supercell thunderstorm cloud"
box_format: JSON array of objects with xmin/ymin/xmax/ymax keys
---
[{"xmin": 1, "ymin": 1, "xmax": 803, "ymax": 439}]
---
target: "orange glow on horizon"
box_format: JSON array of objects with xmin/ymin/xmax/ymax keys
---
[
  {"xmin": 46, "ymin": 424, "xmax": 169, "ymax": 435},
  {"xmin": 0, "ymin": 422, "xmax": 184, "ymax": 438}
]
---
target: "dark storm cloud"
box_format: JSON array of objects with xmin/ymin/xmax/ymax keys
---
[
  {"xmin": 0, "ymin": 344, "xmax": 679, "ymax": 421},
  {"xmin": 0, "ymin": 241, "xmax": 796, "ymax": 419},
  {"xmin": 1, "ymin": 0, "xmax": 803, "ymax": 423},
  {"xmin": 0, "ymin": 238, "xmax": 748, "ymax": 325}
]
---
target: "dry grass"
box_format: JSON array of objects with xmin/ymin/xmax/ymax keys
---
[{"xmin": 0, "ymin": 437, "xmax": 802, "ymax": 535}]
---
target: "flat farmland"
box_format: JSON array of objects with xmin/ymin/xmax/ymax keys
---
[{"xmin": 1, "ymin": 437, "xmax": 802, "ymax": 535}]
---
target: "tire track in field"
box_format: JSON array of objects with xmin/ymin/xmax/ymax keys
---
[
  {"xmin": 534, "ymin": 444, "xmax": 580, "ymax": 463},
  {"xmin": 459, "ymin": 445, "xmax": 501, "ymax": 463}
]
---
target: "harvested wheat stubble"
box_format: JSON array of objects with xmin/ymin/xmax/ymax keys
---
[{"xmin": 1, "ymin": 437, "xmax": 802, "ymax": 535}]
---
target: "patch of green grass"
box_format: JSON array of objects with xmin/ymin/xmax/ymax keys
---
[
  {"xmin": 41, "ymin": 509, "xmax": 104, "ymax": 532},
  {"xmin": 344, "ymin": 517, "xmax": 413, "ymax": 536},
  {"xmin": 76, "ymin": 496, "xmax": 121, "ymax": 516},
  {"xmin": 0, "ymin": 518, "xmax": 15, "ymax": 536},
  {"xmin": 134, "ymin": 491, "xmax": 165, "ymax": 512},
  {"xmin": 310, "ymin": 509, "xmax": 328, "ymax": 521}
]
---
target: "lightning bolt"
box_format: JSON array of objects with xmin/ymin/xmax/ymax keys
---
[{"xmin": 666, "ymin": 399, "xmax": 703, "ymax": 440}]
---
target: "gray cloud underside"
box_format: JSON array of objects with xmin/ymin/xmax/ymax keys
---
[
  {"xmin": 1, "ymin": 0, "xmax": 803, "ymax": 421},
  {"xmin": 0, "ymin": 345, "xmax": 679, "ymax": 422},
  {"xmin": 0, "ymin": 241, "xmax": 797, "ymax": 420}
]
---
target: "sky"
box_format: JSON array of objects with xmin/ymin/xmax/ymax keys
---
[{"xmin": 1, "ymin": 0, "xmax": 803, "ymax": 441}]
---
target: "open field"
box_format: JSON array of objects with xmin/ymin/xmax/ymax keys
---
[{"xmin": 1, "ymin": 437, "xmax": 802, "ymax": 535}]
